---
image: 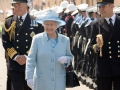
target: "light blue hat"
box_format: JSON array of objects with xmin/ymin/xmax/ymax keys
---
[{"xmin": 36, "ymin": 10, "xmax": 65, "ymax": 27}]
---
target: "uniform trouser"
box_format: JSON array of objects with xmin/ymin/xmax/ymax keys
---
[
  {"xmin": 6, "ymin": 61, "xmax": 12, "ymax": 90},
  {"xmin": 8, "ymin": 70, "xmax": 31, "ymax": 90},
  {"xmin": 97, "ymin": 76, "xmax": 120, "ymax": 90},
  {"xmin": 7, "ymin": 74, "xmax": 12, "ymax": 90}
]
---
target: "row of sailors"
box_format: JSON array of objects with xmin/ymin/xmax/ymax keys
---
[
  {"xmin": 55, "ymin": 1, "xmax": 120, "ymax": 90},
  {"xmin": 69, "ymin": 5, "xmax": 98, "ymax": 90}
]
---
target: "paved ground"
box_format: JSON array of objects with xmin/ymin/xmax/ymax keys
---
[
  {"xmin": 0, "ymin": 34, "xmax": 7, "ymax": 90},
  {"xmin": 0, "ymin": 33, "xmax": 93, "ymax": 90}
]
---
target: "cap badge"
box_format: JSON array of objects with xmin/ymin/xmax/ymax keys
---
[{"xmin": 97, "ymin": 0, "xmax": 103, "ymax": 2}]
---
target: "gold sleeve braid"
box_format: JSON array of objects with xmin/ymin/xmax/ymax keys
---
[
  {"xmin": 2, "ymin": 20, "xmax": 16, "ymax": 41},
  {"xmin": 26, "ymin": 50, "xmax": 30, "ymax": 55},
  {"xmin": 7, "ymin": 47, "xmax": 17, "ymax": 59}
]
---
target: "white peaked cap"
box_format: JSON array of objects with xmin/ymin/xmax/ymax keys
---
[
  {"xmin": 36, "ymin": 11, "xmax": 44, "ymax": 18},
  {"xmin": 56, "ymin": 6, "xmax": 63, "ymax": 14},
  {"xmin": 64, "ymin": 4, "xmax": 77, "ymax": 13},
  {"xmin": 71, "ymin": 9, "xmax": 79, "ymax": 16},
  {"xmin": 30, "ymin": 9, "xmax": 38, "ymax": 16},
  {"xmin": 113, "ymin": 7, "xmax": 120, "ymax": 13},
  {"xmin": 33, "ymin": 11, "xmax": 39, "ymax": 17},
  {"xmin": 77, "ymin": 3, "xmax": 88, "ymax": 11},
  {"xmin": 27, "ymin": 0, "xmax": 32, "ymax": 9},
  {"xmin": 60, "ymin": 0, "xmax": 69, "ymax": 9},
  {"xmin": 87, "ymin": 6, "xmax": 97, "ymax": 13},
  {"xmin": 51, "ymin": 6, "xmax": 59, "ymax": 13}
]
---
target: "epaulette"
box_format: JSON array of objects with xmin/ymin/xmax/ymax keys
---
[
  {"xmin": 2, "ymin": 14, "xmax": 16, "ymax": 41},
  {"xmin": 3, "ymin": 15, "xmax": 14, "ymax": 21}
]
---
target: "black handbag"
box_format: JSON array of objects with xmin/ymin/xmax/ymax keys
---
[{"xmin": 66, "ymin": 63, "xmax": 80, "ymax": 88}]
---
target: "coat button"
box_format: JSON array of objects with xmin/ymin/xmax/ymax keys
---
[
  {"xmin": 16, "ymin": 46, "xmax": 19, "ymax": 49},
  {"xmin": 17, "ymin": 34, "xmax": 19, "ymax": 36},
  {"xmin": 26, "ymin": 46, "xmax": 28, "ymax": 48},
  {"xmin": 118, "ymin": 50, "xmax": 120, "ymax": 53},
  {"xmin": 51, "ymin": 78, "xmax": 54, "ymax": 81},
  {"xmin": 51, "ymin": 59, "xmax": 54, "ymax": 62},
  {"xmin": 51, "ymin": 49, "xmax": 54, "ymax": 52},
  {"xmin": 51, "ymin": 68, "xmax": 54, "ymax": 71}
]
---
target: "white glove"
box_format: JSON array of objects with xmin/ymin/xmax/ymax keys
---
[
  {"xmin": 57, "ymin": 56, "xmax": 68, "ymax": 64},
  {"xmin": 27, "ymin": 79, "xmax": 34, "ymax": 89}
]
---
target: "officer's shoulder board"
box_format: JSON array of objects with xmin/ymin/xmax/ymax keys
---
[
  {"xmin": 2, "ymin": 14, "xmax": 16, "ymax": 32},
  {"xmin": 2, "ymin": 15, "xmax": 16, "ymax": 41},
  {"xmin": 3, "ymin": 15, "xmax": 14, "ymax": 21}
]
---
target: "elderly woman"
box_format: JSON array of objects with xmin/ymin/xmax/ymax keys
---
[{"xmin": 25, "ymin": 10, "xmax": 73, "ymax": 90}]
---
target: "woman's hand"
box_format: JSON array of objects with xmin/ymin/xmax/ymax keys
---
[
  {"xmin": 27, "ymin": 79, "xmax": 34, "ymax": 89},
  {"xmin": 57, "ymin": 56, "xmax": 68, "ymax": 64}
]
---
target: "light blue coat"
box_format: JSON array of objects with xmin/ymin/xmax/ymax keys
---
[{"xmin": 25, "ymin": 32, "xmax": 73, "ymax": 90}]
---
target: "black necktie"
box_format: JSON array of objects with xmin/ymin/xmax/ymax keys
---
[{"xmin": 109, "ymin": 18, "xmax": 113, "ymax": 29}]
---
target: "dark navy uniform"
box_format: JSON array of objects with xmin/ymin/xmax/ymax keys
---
[
  {"xmin": 2, "ymin": 14, "xmax": 44, "ymax": 90},
  {"xmin": 91, "ymin": 15, "xmax": 120, "ymax": 90},
  {"xmin": 91, "ymin": 0, "xmax": 120, "ymax": 89},
  {"xmin": 59, "ymin": 11, "xmax": 67, "ymax": 21},
  {"xmin": 65, "ymin": 14, "xmax": 74, "ymax": 43}
]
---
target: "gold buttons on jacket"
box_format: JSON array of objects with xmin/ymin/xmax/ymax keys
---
[
  {"xmin": 16, "ymin": 46, "xmax": 19, "ymax": 49},
  {"xmin": 17, "ymin": 34, "xmax": 19, "ymax": 36},
  {"xmin": 109, "ymin": 51, "xmax": 112, "ymax": 54},
  {"xmin": 109, "ymin": 56, "xmax": 112, "ymax": 58},
  {"xmin": 109, "ymin": 47, "xmax": 111, "ymax": 49},
  {"xmin": 16, "ymin": 40, "xmax": 19, "ymax": 42},
  {"xmin": 118, "ymin": 50, "xmax": 120, "ymax": 53},
  {"xmin": 118, "ymin": 55, "xmax": 120, "ymax": 57},
  {"xmin": 118, "ymin": 46, "xmax": 120, "ymax": 48},
  {"xmin": 26, "ymin": 46, "xmax": 28, "ymax": 48},
  {"xmin": 26, "ymin": 33, "xmax": 28, "ymax": 35},
  {"xmin": 108, "ymin": 42, "xmax": 111, "ymax": 44},
  {"xmin": 117, "ymin": 41, "xmax": 119, "ymax": 43},
  {"xmin": 26, "ymin": 40, "xmax": 28, "ymax": 42}
]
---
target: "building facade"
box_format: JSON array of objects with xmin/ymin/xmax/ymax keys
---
[{"xmin": 0, "ymin": 0, "xmax": 120, "ymax": 22}]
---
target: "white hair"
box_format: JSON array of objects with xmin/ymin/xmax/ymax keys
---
[{"xmin": 43, "ymin": 21, "xmax": 59, "ymax": 28}]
